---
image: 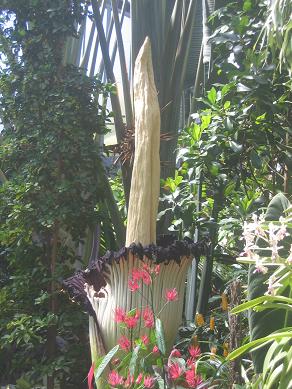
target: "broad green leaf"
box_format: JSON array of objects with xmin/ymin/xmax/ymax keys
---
[
  {"xmin": 155, "ymin": 318, "xmax": 166, "ymax": 355},
  {"xmin": 265, "ymin": 193, "xmax": 291, "ymax": 221},
  {"xmin": 94, "ymin": 345, "xmax": 119, "ymax": 381},
  {"xmin": 226, "ymin": 331, "xmax": 292, "ymax": 361}
]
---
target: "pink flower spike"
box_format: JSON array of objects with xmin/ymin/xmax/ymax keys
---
[
  {"xmin": 165, "ymin": 288, "xmax": 178, "ymax": 301},
  {"xmin": 136, "ymin": 373, "xmax": 143, "ymax": 384},
  {"xmin": 185, "ymin": 369, "xmax": 197, "ymax": 388},
  {"xmin": 118, "ymin": 335, "xmax": 131, "ymax": 351},
  {"xmin": 144, "ymin": 375, "xmax": 156, "ymax": 388},
  {"xmin": 108, "ymin": 370, "xmax": 124, "ymax": 386},
  {"xmin": 114, "ymin": 307, "xmax": 126, "ymax": 323},
  {"xmin": 128, "ymin": 278, "xmax": 140, "ymax": 292},
  {"xmin": 168, "ymin": 362, "xmax": 184, "ymax": 380},
  {"xmin": 87, "ymin": 362, "xmax": 94, "ymax": 389},
  {"xmin": 188, "ymin": 345, "xmax": 201, "ymax": 359}
]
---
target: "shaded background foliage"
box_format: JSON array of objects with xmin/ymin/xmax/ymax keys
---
[
  {"xmin": 0, "ymin": 0, "xmax": 108, "ymax": 387},
  {"xmin": 158, "ymin": 0, "xmax": 291, "ymax": 336}
]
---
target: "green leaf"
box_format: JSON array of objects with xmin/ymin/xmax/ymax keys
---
[
  {"xmin": 265, "ymin": 193, "xmax": 291, "ymax": 221},
  {"xmin": 129, "ymin": 345, "xmax": 140, "ymax": 375},
  {"xmin": 231, "ymin": 295, "xmax": 292, "ymax": 314},
  {"xmin": 250, "ymin": 149, "xmax": 262, "ymax": 169},
  {"xmin": 94, "ymin": 345, "xmax": 119, "ymax": 381},
  {"xmin": 226, "ymin": 331, "xmax": 292, "ymax": 361},
  {"xmin": 207, "ymin": 87, "xmax": 217, "ymax": 104},
  {"xmin": 155, "ymin": 318, "xmax": 166, "ymax": 355},
  {"xmin": 243, "ymin": 0, "xmax": 252, "ymax": 11}
]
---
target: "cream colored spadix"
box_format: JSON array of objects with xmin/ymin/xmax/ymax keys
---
[{"xmin": 126, "ymin": 36, "xmax": 160, "ymax": 246}]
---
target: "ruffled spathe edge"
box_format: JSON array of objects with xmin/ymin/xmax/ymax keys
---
[{"xmin": 63, "ymin": 235, "xmax": 209, "ymax": 317}]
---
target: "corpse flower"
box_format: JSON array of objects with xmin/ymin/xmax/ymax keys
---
[{"xmin": 64, "ymin": 37, "xmax": 207, "ymax": 387}]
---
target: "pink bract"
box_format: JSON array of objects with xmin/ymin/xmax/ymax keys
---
[{"xmin": 165, "ymin": 288, "xmax": 178, "ymax": 301}]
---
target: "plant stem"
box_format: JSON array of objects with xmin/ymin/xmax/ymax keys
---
[{"xmin": 47, "ymin": 223, "xmax": 59, "ymax": 389}]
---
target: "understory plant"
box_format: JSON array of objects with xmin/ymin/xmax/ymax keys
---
[
  {"xmin": 87, "ymin": 262, "xmax": 220, "ymax": 389},
  {"xmin": 227, "ymin": 194, "xmax": 292, "ymax": 388}
]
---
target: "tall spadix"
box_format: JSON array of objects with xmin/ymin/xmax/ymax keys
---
[{"xmin": 126, "ymin": 36, "xmax": 160, "ymax": 246}]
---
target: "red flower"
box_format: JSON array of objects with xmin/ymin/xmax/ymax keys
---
[
  {"xmin": 168, "ymin": 362, "xmax": 184, "ymax": 380},
  {"xmin": 185, "ymin": 369, "xmax": 197, "ymax": 388},
  {"xmin": 132, "ymin": 268, "xmax": 142, "ymax": 281},
  {"xmin": 169, "ymin": 348, "xmax": 182, "ymax": 358},
  {"xmin": 141, "ymin": 270, "xmax": 152, "ymax": 285},
  {"xmin": 152, "ymin": 345, "xmax": 159, "ymax": 353},
  {"xmin": 108, "ymin": 370, "xmax": 124, "ymax": 386},
  {"xmin": 165, "ymin": 288, "xmax": 178, "ymax": 301},
  {"xmin": 143, "ymin": 306, "xmax": 154, "ymax": 328},
  {"xmin": 136, "ymin": 373, "xmax": 143, "ymax": 384},
  {"xmin": 118, "ymin": 335, "xmax": 131, "ymax": 351},
  {"xmin": 114, "ymin": 307, "xmax": 126, "ymax": 323},
  {"xmin": 142, "ymin": 263, "xmax": 151, "ymax": 272},
  {"xmin": 144, "ymin": 375, "xmax": 155, "ymax": 388},
  {"xmin": 188, "ymin": 345, "xmax": 201, "ymax": 359},
  {"xmin": 186, "ymin": 357, "xmax": 195, "ymax": 368},
  {"xmin": 128, "ymin": 278, "xmax": 140, "ymax": 292},
  {"xmin": 124, "ymin": 311, "xmax": 140, "ymax": 328},
  {"xmin": 185, "ymin": 369, "xmax": 204, "ymax": 388},
  {"xmin": 141, "ymin": 334, "xmax": 149, "ymax": 345}
]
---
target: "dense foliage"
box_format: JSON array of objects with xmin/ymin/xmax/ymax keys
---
[
  {"xmin": 162, "ymin": 0, "xmax": 291, "ymax": 246},
  {"xmin": 160, "ymin": 0, "xmax": 291, "ymax": 385},
  {"xmin": 0, "ymin": 1, "xmax": 107, "ymax": 387}
]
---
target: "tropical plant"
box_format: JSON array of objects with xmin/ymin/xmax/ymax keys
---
[
  {"xmin": 86, "ymin": 0, "xmax": 203, "ymax": 216},
  {"xmin": 259, "ymin": 0, "xmax": 292, "ymax": 74},
  {"xmin": 64, "ymin": 38, "xmax": 208, "ymax": 389},
  {"xmin": 227, "ymin": 193, "xmax": 292, "ymax": 387},
  {"xmin": 161, "ymin": 0, "xmax": 292, "ymax": 321}
]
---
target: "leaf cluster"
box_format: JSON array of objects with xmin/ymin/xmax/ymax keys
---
[{"xmin": 0, "ymin": 1, "xmax": 108, "ymax": 387}]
